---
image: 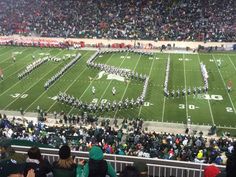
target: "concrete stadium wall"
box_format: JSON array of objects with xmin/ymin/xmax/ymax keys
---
[{"xmin": 0, "ymin": 35, "xmax": 235, "ymax": 49}]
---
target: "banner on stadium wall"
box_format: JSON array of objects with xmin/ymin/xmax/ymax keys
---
[{"xmin": 224, "ymin": 43, "xmax": 234, "ymax": 51}]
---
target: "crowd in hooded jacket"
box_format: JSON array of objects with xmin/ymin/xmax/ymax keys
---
[{"xmin": 0, "ymin": 0, "xmax": 234, "ymax": 42}]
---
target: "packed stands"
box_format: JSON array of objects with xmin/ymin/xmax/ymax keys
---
[
  {"xmin": 0, "ymin": 113, "xmax": 234, "ymax": 165},
  {"xmin": 0, "ymin": 0, "xmax": 235, "ymax": 42},
  {"xmin": 0, "ymin": 0, "xmax": 236, "ymax": 176},
  {"xmin": 1, "ymin": 112, "xmax": 234, "ymax": 176}
]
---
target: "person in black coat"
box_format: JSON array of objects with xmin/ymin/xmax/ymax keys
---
[
  {"xmin": 24, "ymin": 146, "xmax": 52, "ymax": 177},
  {"xmin": 226, "ymin": 143, "xmax": 236, "ymax": 177}
]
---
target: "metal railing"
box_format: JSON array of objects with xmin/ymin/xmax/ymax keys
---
[{"xmin": 13, "ymin": 145, "xmax": 225, "ymax": 177}]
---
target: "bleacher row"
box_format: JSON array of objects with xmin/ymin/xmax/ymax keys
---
[{"xmin": 11, "ymin": 145, "xmax": 226, "ymax": 177}]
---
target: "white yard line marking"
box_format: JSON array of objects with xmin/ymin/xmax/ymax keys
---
[
  {"xmin": 218, "ymin": 126, "xmax": 236, "ymax": 129},
  {"xmin": 212, "ymin": 54, "xmax": 236, "ymax": 114},
  {"xmin": 227, "ymin": 55, "xmax": 236, "ymax": 71},
  {"xmin": 0, "ymin": 48, "xmax": 17, "ymax": 63},
  {"xmin": 197, "ymin": 54, "xmax": 215, "ymax": 124},
  {"xmin": 137, "ymin": 55, "xmax": 156, "ymax": 117},
  {"xmin": 27, "ymin": 52, "xmax": 90, "ymax": 112},
  {"xmin": 67, "ymin": 53, "xmax": 116, "ymax": 114},
  {"xmin": 183, "ymin": 54, "xmax": 189, "ymax": 119},
  {"xmin": 161, "ymin": 96, "xmax": 166, "ymax": 122},
  {"xmin": 0, "ymin": 48, "xmax": 29, "ymax": 70},
  {"xmin": 113, "ymin": 53, "xmax": 142, "ymax": 118},
  {"xmin": 3, "ymin": 50, "xmax": 66, "ymax": 110},
  {"xmin": 0, "ymin": 49, "xmax": 43, "ymax": 93},
  {"xmin": 161, "ymin": 54, "xmax": 170, "ymax": 122}
]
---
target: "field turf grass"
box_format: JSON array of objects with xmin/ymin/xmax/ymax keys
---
[{"xmin": 0, "ymin": 46, "xmax": 236, "ymax": 131}]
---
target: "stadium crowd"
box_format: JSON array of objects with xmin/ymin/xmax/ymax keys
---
[
  {"xmin": 1, "ymin": 112, "xmax": 236, "ymax": 176},
  {"xmin": 0, "ymin": 0, "xmax": 235, "ymax": 42},
  {"xmin": 0, "ymin": 112, "xmax": 235, "ymax": 166}
]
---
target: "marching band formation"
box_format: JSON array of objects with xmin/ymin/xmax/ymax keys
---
[
  {"xmin": 164, "ymin": 60, "xmax": 209, "ymax": 98},
  {"xmin": 44, "ymin": 54, "xmax": 81, "ymax": 90},
  {"xmin": 163, "ymin": 56, "xmax": 170, "ymax": 96},
  {"xmin": 18, "ymin": 58, "xmax": 48, "ymax": 80},
  {"xmin": 56, "ymin": 50, "xmax": 152, "ymax": 112},
  {"xmin": 200, "ymin": 62, "xmax": 209, "ymax": 92},
  {"xmin": 57, "ymin": 92, "xmax": 145, "ymax": 113},
  {"xmin": 18, "ymin": 54, "xmax": 77, "ymax": 80},
  {"xmin": 96, "ymin": 49, "xmax": 153, "ymax": 56}
]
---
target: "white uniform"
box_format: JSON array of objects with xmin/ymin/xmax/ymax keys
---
[
  {"xmin": 217, "ymin": 60, "xmax": 221, "ymax": 68},
  {"xmin": 112, "ymin": 87, "xmax": 116, "ymax": 95},
  {"xmin": 92, "ymin": 86, "xmax": 96, "ymax": 94}
]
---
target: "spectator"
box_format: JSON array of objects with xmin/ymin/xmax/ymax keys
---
[
  {"xmin": 24, "ymin": 146, "xmax": 52, "ymax": 177},
  {"xmin": 0, "ymin": 0, "xmax": 234, "ymax": 42},
  {"xmin": 76, "ymin": 145, "xmax": 117, "ymax": 177},
  {"xmin": 0, "ymin": 139, "xmax": 26, "ymax": 163},
  {"xmin": 204, "ymin": 165, "xmax": 221, "ymax": 177},
  {"xmin": 0, "ymin": 158, "xmax": 35, "ymax": 177},
  {"xmin": 53, "ymin": 145, "xmax": 77, "ymax": 177},
  {"xmin": 226, "ymin": 143, "xmax": 236, "ymax": 177}
]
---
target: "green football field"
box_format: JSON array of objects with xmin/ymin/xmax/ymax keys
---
[{"xmin": 0, "ymin": 46, "xmax": 236, "ymax": 130}]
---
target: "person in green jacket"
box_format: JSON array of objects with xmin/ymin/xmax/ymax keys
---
[{"xmin": 76, "ymin": 145, "xmax": 117, "ymax": 177}]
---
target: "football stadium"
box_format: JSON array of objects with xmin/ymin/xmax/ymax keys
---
[{"xmin": 0, "ymin": 1, "xmax": 235, "ymax": 177}]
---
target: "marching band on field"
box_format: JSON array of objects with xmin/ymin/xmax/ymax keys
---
[
  {"xmin": 57, "ymin": 91, "xmax": 145, "ymax": 113},
  {"xmin": 164, "ymin": 61, "xmax": 210, "ymax": 98},
  {"xmin": 79, "ymin": 49, "xmax": 150, "ymax": 111},
  {"xmin": 44, "ymin": 54, "xmax": 81, "ymax": 90},
  {"xmin": 18, "ymin": 57, "xmax": 48, "ymax": 80}
]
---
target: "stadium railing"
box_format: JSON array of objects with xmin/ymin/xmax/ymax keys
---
[{"xmin": 13, "ymin": 145, "xmax": 225, "ymax": 177}]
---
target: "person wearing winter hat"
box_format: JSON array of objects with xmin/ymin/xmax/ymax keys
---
[
  {"xmin": 76, "ymin": 145, "xmax": 117, "ymax": 177},
  {"xmin": 24, "ymin": 146, "xmax": 52, "ymax": 177},
  {"xmin": 53, "ymin": 145, "xmax": 77, "ymax": 177},
  {"xmin": 204, "ymin": 165, "xmax": 221, "ymax": 177}
]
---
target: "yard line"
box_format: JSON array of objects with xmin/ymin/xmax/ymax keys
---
[
  {"xmin": 218, "ymin": 126, "xmax": 236, "ymax": 129},
  {"xmin": 0, "ymin": 49, "xmax": 48, "ymax": 84},
  {"xmin": 0, "ymin": 48, "xmax": 43, "ymax": 93},
  {"xmin": 3, "ymin": 50, "xmax": 66, "ymax": 110},
  {"xmin": 0, "ymin": 47, "xmax": 16, "ymax": 63},
  {"xmin": 212, "ymin": 54, "xmax": 236, "ymax": 114},
  {"xmin": 98, "ymin": 52, "xmax": 130, "ymax": 103},
  {"xmin": 197, "ymin": 54, "xmax": 215, "ymax": 125},
  {"xmin": 183, "ymin": 54, "xmax": 189, "ymax": 119},
  {"xmin": 161, "ymin": 97, "xmax": 166, "ymax": 122},
  {"xmin": 137, "ymin": 54, "xmax": 156, "ymax": 117},
  {"xmin": 227, "ymin": 55, "xmax": 236, "ymax": 71},
  {"xmin": 161, "ymin": 53, "xmax": 170, "ymax": 122},
  {"xmin": 67, "ymin": 53, "xmax": 116, "ymax": 114},
  {"xmin": 113, "ymin": 53, "xmax": 142, "ymax": 118},
  {"xmin": 0, "ymin": 48, "xmax": 28, "ymax": 66},
  {"xmin": 27, "ymin": 52, "xmax": 90, "ymax": 112}
]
